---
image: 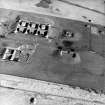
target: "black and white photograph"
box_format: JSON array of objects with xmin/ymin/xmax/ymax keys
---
[{"xmin": 0, "ymin": 0, "xmax": 105, "ymax": 105}]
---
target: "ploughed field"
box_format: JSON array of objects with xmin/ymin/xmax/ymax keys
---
[{"xmin": 0, "ymin": 8, "xmax": 105, "ymax": 93}]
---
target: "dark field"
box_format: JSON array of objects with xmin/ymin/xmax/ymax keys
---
[{"xmin": 0, "ymin": 8, "xmax": 105, "ymax": 92}]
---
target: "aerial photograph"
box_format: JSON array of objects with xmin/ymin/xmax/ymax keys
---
[{"xmin": 0, "ymin": 0, "xmax": 105, "ymax": 105}]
